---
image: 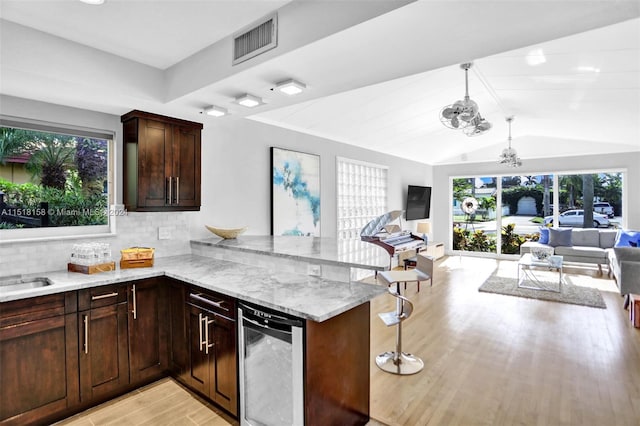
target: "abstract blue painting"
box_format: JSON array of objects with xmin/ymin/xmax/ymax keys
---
[{"xmin": 271, "ymin": 147, "xmax": 320, "ymax": 236}]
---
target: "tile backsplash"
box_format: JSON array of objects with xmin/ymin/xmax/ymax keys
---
[{"xmin": 0, "ymin": 212, "xmax": 193, "ymax": 276}]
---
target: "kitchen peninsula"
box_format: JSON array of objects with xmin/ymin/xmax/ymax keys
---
[
  {"xmin": 0, "ymin": 248, "xmax": 386, "ymax": 426},
  {"xmin": 191, "ymin": 235, "xmax": 389, "ymax": 282}
]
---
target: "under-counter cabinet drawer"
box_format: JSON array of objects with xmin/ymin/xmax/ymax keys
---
[{"xmin": 0, "ymin": 293, "xmax": 79, "ymax": 425}]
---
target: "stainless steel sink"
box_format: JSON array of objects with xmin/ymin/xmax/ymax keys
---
[{"xmin": 0, "ymin": 277, "xmax": 53, "ymax": 294}]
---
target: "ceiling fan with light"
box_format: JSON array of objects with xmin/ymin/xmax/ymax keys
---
[
  {"xmin": 463, "ymin": 112, "xmax": 492, "ymax": 137},
  {"xmin": 440, "ymin": 63, "xmax": 485, "ymax": 132}
]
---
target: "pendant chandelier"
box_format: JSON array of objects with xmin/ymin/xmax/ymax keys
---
[
  {"xmin": 498, "ymin": 116, "xmax": 522, "ymax": 167},
  {"xmin": 440, "ymin": 63, "xmax": 484, "ymax": 132}
]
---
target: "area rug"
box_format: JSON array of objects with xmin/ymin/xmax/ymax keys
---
[{"xmin": 478, "ymin": 271, "xmax": 606, "ymax": 309}]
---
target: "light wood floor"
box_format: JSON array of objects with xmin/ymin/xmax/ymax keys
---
[
  {"xmin": 54, "ymin": 378, "xmax": 236, "ymax": 426},
  {"xmin": 369, "ymin": 256, "xmax": 640, "ymax": 426},
  {"xmin": 56, "ymin": 256, "xmax": 640, "ymax": 426}
]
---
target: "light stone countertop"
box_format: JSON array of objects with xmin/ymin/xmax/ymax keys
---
[
  {"xmin": 0, "ymin": 254, "xmax": 387, "ymax": 322},
  {"xmin": 192, "ymin": 235, "xmax": 390, "ymax": 270}
]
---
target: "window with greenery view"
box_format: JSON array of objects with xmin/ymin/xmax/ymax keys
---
[
  {"xmin": 0, "ymin": 125, "xmax": 111, "ymax": 231},
  {"xmin": 452, "ymin": 177, "xmax": 498, "ymax": 254}
]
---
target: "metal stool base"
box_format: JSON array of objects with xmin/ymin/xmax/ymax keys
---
[{"xmin": 375, "ymin": 351, "xmax": 424, "ymax": 375}]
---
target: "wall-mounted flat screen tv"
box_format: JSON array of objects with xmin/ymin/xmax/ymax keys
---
[{"xmin": 405, "ymin": 185, "xmax": 432, "ymax": 220}]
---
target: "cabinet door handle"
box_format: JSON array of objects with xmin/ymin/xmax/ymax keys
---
[
  {"xmin": 175, "ymin": 176, "xmax": 180, "ymax": 204},
  {"xmin": 91, "ymin": 292, "xmax": 118, "ymax": 301},
  {"xmin": 131, "ymin": 284, "xmax": 137, "ymax": 320},
  {"xmin": 167, "ymin": 176, "xmax": 173, "ymax": 205},
  {"xmin": 198, "ymin": 312, "xmax": 205, "ymax": 352},
  {"xmin": 83, "ymin": 314, "xmax": 89, "ymax": 354},
  {"xmin": 205, "ymin": 316, "xmax": 214, "ymax": 354}
]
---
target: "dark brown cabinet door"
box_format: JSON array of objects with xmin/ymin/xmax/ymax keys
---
[
  {"xmin": 0, "ymin": 295, "xmax": 79, "ymax": 424},
  {"xmin": 168, "ymin": 279, "xmax": 189, "ymax": 383},
  {"xmin": 139, "ymin": 119, "xmax": 171, "ymax": 208},
  {"xmin": 212, "ymin": 313, "xmax": 238, "ymax": 416},
  {"xmin": 128, "ymin": 278, "xmax": 168, "ymax": 384},
  {"xmin": 79, "ymin": 302, "xmax": 130, "ymax": 401},
  {"xmin": 172, "ymin": 125, "xmax": 201, "ymax": 208},
  {"xmin": 185, "ymin": 289, "xmax": 238, "ymax": 416},
  {"xmin": 187, "ymin": 304, "xmax": 210, "ymax": 396}
]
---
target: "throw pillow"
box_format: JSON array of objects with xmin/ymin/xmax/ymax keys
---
[
  {"xmin": 538, "ymin": 227, "xmax": 550, "ymax": 244},
  {"xmin": 614, "ymin": 229, "xmax": 640, "ymax": 248},
  {"xmin": 548, "ymin": 228, "xmax": 572, "ymax": 247}
]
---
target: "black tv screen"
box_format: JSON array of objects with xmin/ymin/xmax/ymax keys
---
[{"xmin": 405, "ymin": 185, "xmax": 432, "ymax": 220}]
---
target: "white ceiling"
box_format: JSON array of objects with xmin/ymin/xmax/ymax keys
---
[
  {"xmin": 0, "ymin": 0, "xmax": 293, "ymax": 69},
  {"xmin": 1, "ymin": 0, "xmax": 639, "ymax": 166}
]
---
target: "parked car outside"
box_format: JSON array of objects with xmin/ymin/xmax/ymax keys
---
[
  {"xmin": 593, "ymin": 202, "xmax": 615, "ymax": 218},
  {"xmin": 543, "ymin": 209, "xmax": 610, "ymax": 227}
]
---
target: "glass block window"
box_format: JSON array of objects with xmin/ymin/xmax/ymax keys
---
[
  {"xmin": 337, "ymin": 157, "xmax": 388, "ymax": 281},
  {"xmin": 336, "ymin": 157, "xmax": 388, "ymax": 240}
]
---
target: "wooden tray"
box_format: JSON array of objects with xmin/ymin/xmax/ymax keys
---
[
  {"xmin": 120, "ymin": 247, "xmax": 155, "ymax": 261},
  {"xmin": 68, "ymin": 262, "xmax": 116, "ymax": 274},
  {"xmin": 120, "ymin": 259, "xmax": 154, "ymax": 269}
]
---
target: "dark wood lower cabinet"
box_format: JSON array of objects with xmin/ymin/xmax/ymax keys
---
[
  {"xmin": 211, "ymin": 313, "xmax": 237, "ymax": 414},
  {"xmin": 305, "ymin": 302, "xmax": 371, "ymax": 426},
  {"xmin": 0, "ymin": 293, "xmax": 79, "ymax": 425},
  {"xmin": 78, "ymin": 301, "xmax": 130, "ymax": 401},
  {"xmin": 186, "ymin": 289, "xmax": 238, "ymax": 416},
  {"xmin": 168, "ymin": 278, "xmax": 189, "ymax": 383},
  {"xmin": 0, "ymin": 279, "xmax": 369, "ymax": 425},
  {"xmin": 128, "ymin": 278, "xmax": 168, "ymax": 384}
]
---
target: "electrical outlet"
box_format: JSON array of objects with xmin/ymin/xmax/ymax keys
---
[
  {"xmin": 158, "ymin": 227, "xmax": 172, "ymax": 240},
  {"xmin": 307, "ymin": 264, "xmax": 322, "ymax": 277}
]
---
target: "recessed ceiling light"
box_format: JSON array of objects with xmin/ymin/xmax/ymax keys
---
[
  {"xmin": 276, "ymin": 79, "xmax": 306, "ymax": 95},
  {"xmin": 204, "ymin": 105, "xmax": 228, "ymax": 117},
  {"xmin": 235, "ymin": 93, "xmax": 263, "ymax": 108},
  {"xmin": 80, "ymin": 0, "xmax": 105, "ymax": 4},
  {"xmin": 525, "ymin": 48, "xmax": 546, "ymax": 66},
  {"xmin": 577, "ymin": 66, "xmax": 601, "ymax": 73}
]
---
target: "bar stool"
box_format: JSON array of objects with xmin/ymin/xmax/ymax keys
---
[
  {"xmin": 375, "ymin": 267, "xmax": 430, "ymax": 375},
  {"xmin": 403, "ymin": 252, "xmax": 434, "ymax": 292}
]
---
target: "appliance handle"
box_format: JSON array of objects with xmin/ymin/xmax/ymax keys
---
[
  {"xmin": 242, "ymin": 315, "xmax": 294, "ymax": 344},
  {"xmin": 239, "ymin": 303, "xmax": 303, "ymax": 328}
]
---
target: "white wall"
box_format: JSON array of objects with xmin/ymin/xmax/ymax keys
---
[
  {"xmin": 432, "ymin": 153, "xmax": 640, "ymax": 251},
  {"xmin": 0, "ymin": 96, "xmax": 431, "ymax": 275},
  {"xmin": 191, "ymin": 116, "xmax": 431, "ymax": 239}
]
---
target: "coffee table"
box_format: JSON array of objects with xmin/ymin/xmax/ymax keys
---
[{"xmin": 518, "ymin": 253, "xmax": 564, "ymax": 292}]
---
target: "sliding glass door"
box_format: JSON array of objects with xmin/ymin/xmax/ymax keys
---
[{"xmin": 452, "ymin": 170, "xmax": 623, "ymax": 256}]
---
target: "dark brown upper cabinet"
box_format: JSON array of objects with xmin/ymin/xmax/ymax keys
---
[{"xmin": 121, "ymin": 110, "xmax": 202, "ymax": 212}]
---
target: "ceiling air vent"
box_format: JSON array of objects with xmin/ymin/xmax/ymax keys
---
[{"xmin": 233, "ymin": 13, "xmax": 278, "ymax": 65}]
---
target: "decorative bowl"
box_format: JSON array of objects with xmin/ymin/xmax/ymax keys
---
[
  {"xmin": 531, "ymin": 246, "xmax": 554, "ymax": 261},
  {"xmin": 205, "ymin": 225, "xmax": 248, "ymax": 239}
]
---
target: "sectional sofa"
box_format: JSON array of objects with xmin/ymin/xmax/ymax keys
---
[{"xmin": 520, "ymin": 228, "xmax": 640, "ymax": 299}]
